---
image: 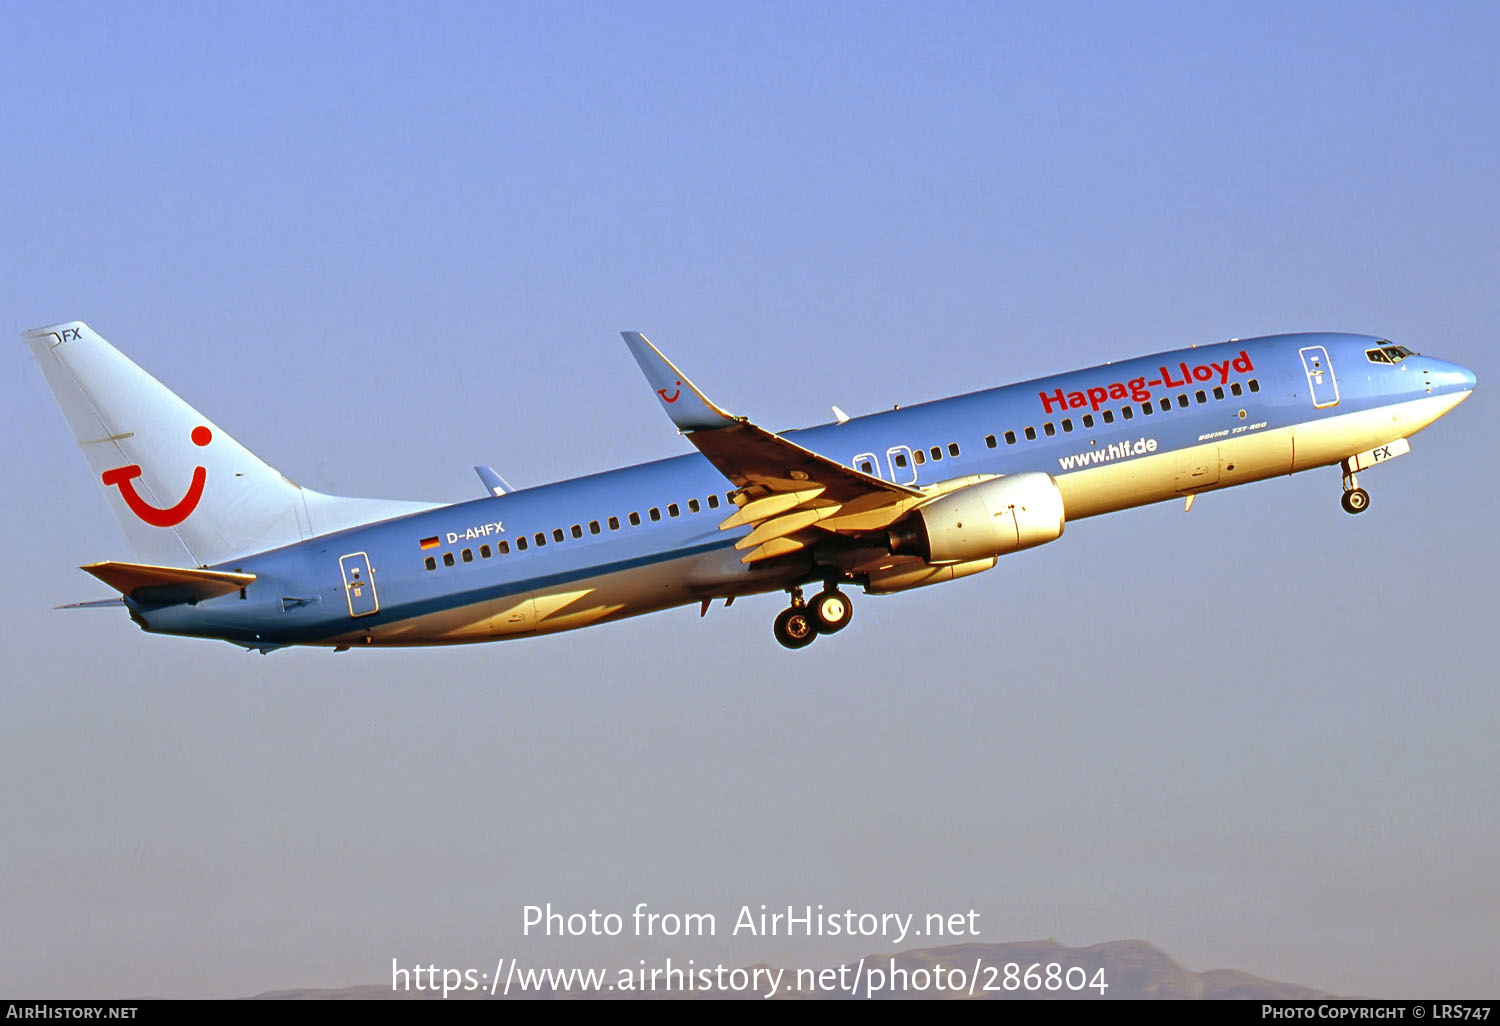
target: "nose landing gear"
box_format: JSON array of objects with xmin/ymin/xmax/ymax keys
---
[{"xmin": 772, "ymin": 585, "xmax": 854, "ymax": 649}]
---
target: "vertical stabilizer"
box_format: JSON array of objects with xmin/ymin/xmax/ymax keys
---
[{"xmin": 24, "ymin": 322, "xmax": 438, "ymax": 567}]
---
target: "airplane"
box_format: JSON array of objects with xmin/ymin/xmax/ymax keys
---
[{"xmin": 24, "ymin": 321, "xmax": 1475, "ymax": 652}]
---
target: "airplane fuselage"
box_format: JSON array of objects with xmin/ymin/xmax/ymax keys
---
[{"xmin": 127, "ymin": 332, "xmax": 1474, "ymax": 650}]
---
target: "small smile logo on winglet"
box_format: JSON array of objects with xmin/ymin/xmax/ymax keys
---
[
  {"xmin": 657, "ymin": 381, "xmax": 682, "ymax": 403},
  {"xmin": 102, "ymin": 426, "xmax": 212, "ymax": 527}
]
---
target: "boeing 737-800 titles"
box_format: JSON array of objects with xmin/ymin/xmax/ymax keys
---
[{"xmin": 25, "ymin": 322, "xmax": 1474, "ymax": 650}]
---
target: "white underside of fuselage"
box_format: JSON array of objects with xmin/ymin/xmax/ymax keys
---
[
  {"xmin": 1056, "ymin": 390, "xmax": 1467, "ymax": 519},
  {"xmin": 324, "ymin": 545, "xmax": 796, "ymax": 648},
  {"xmin": 324, "ymin": 391, "xmax": 1469, "ymax": 647}
]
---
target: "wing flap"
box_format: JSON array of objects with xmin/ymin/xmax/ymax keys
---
[{"xmin": 718, "ymin": 486, "xmax": 827, "ymax": 530}]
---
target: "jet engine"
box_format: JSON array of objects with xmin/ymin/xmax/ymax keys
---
[{"xmin": 888, "ymin": 472, "xmax": 1065, "ymax": 564}]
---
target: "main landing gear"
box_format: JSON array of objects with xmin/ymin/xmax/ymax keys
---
[
  {"xmin": 772, "ymin": 585, "xmax": 854, "ymax": 650},
  {"xmin": 1340, "ymin": 468, "xmax": 1371, "ymax": 515}
]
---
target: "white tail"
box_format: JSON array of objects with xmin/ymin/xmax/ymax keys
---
[{"xmin": 24, "ymin": 321, "xmax": 438, "ymax": 568}]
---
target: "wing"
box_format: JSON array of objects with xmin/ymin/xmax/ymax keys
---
[{"xmin": 621, "ymin": 332, "xmax": 930, "ymax": 563}]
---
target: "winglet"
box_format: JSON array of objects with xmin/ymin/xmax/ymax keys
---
[{"xmin": 620, "ymin": 332, "xmax": 737, "ymax": 431}]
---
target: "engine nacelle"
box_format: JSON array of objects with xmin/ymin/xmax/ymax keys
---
[
  {"xmin": 864, "ymin": 556, "xmax": 997, "ymax": 594},
  {"xmin": 888, "ymin": 472, "xmax": 1065, "ymax": 564}
]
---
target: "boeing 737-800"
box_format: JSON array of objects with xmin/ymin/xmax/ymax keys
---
[{"xmin": 25, "ymin": 322, "xmax": 1474, "ymax": 650}]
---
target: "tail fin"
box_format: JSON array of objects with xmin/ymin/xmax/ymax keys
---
[{"xmin": 24, "ymin": 321, "xmax": 438, "ymax": 567}]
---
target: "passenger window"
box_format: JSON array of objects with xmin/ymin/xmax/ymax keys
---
[
  {"xmin": 668, "ymin": 504, "xmax": 679, "ymax": 517},
  {"xmin": 424, "ymin": 556, "xmax": 436, "ymax": 571},
  {"xmin": 688, "ymin": 499, "xmax": 699, "ymax": 514},
  {"xmin": 462, "ymin": 548, "xmax": 473, "ymax": 562},
  {"xmin": 1102, "ymin": 409, "xmax": 1115, "ymax": 424},
  {"xmin": 1177, "ymin": 394, "xmax": 1189, "ymax": 408},
  {"xmin": 516, "ymin": 537, "xmax": 528, "ymax": 551},
  {"xmin": 1044, "ymin": 422, "xmax": 1056, "ymax": 437},
  {"xmin": 1004, "ymin": 430, "xmax": 1016, "ymax": 445},
  {"xmin": 649, "ymin": 507, "xmax": 661, "ymax": 522},
  {"xmin": 629, "ymin": 512, "xmax": 641, "ymax": 526},
  {"xmin": 1195, "ymin": 390, "xmax": 1206, "ymax": 404},
  {"xmin": 1140, "ymin": 402, "xmax": 1153, "ymax": 416},
  {"xmin": 1082, "ymin": 414, "xmax": 1095, "ymax": 429},
  {"xmin": 1249, "ymin": 379, "xmax": 1260, "ymax": 393},
  {"xmin": 608, "ymin": 516, "xmax": 620, "ymax": 530},
  {"xmin": 1061, "ymin": 419, "xmax": 1073, "ymax": 432},
  {"xmin": 1121, "ymin": 405, "xmax": 1133, "ymax": 420},
  {"xmin": 535, "ymin": 532, "xmax": 546, "ymax": 546},
  {"xmin": 571, "ymin": 524, "xmax": 583, "ymax": 538},
  {"xmin": 913, "ymin": 449, "xmax": 925, "ymax": 465},
  {"xmin": 707, "ymin": 494, "xmax": 720, "ymax": 509},
  {"xmin": 1024, "ymin": 426, "xmax": 1037, "ymax": 441},
  {"xmin": 859, "ymin": 460, "xmax": 874, "ymax": 473},
  {"xmin": 1231, "ymin": 382, "xmax": 1243, "ymax": 397},
  {"xmin": 589, "ymin": 520, "xmax": 601, "ymax": 534},
  {"xmin": 443, "ymin": 552, "xmax": 456, "ymax": 566},
  {"xmin": 480, "ymin": 544, "xmax": 491, "ymax": 558},
  {"xmin": 948, "ymin": 443, "xmax": 960, "ymax": 457},
  {"xmin": 894, "ymin": 453, "xmax": 908, "ymax": 468},
  {"xmin": 985, "ymin": 434, "xmax": 997, "ymax": 448},
  {"xmin": 1159, "ymin": 398, "xmax": 1171, "ymax": 412},
  {"xmin": 553, "ymin": 528, "xmax": 565, "ymax": 543},
  {"xmin": 930, "ymin": 446, "xmax": 942, "ymax": 460},
  {"xmin": 1213, "ymin": 386, "xmax": 1224, "ymax": 400},
  {"xmin": 498, "ymin": 540, "xmax": 510, "ymax": 554}
]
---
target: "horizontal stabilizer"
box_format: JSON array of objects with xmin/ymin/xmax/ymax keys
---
[{"xmin": 82, "ymin": 561, "xmax": 256, "ymax": 605}]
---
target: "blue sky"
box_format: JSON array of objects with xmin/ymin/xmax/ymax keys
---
[{"xmin": 3, "ymin": 1, "xmax": 1497, "ymax": 998}]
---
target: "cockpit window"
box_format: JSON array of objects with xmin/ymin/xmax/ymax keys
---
[{"xmin": 1366, "ymin": 343, "xmax": 1416, "ymax": 364}]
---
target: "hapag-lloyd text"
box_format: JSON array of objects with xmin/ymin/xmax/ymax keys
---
[{"xmin": 1040, "ymin": 350, "xmax": 1256, "ymax": 413}]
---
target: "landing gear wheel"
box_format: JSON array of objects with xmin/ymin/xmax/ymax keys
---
[
  {"xmin": 1341, "ymin": 487, "xmax": 1370, "ymax": 515},
  {"xmin": 810, "ymin": 589, "xmax": 853, "ymax": 634},
  {"xmin": 773, "ymin": 606, "xmax": 818, "ymax": 649}
]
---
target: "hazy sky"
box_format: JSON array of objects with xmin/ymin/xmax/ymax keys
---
[{"xmin": 3, "ymin": 0, "xmax": 1497, "ymax": 1000}]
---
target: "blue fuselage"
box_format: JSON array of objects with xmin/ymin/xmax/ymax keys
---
[{"xmin": 132, "ymin": 333, "xmax": 1474, "ymax": 649}]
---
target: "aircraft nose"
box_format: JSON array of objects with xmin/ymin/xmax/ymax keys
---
[{"xmin": 1443, "ymin": 360, "xmax": 1477, "ymax": 391}]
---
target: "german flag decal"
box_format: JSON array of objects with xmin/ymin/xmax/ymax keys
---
[{"xmin": 419, "ymin": 536, "xmax": 440, "ymax": 550}]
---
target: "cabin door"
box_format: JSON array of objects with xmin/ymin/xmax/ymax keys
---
[
  {"xmin": 339, "ymin": 552, "xmax": 380, "ymax": 617},
  {"xmin": 1299, "ymin": 345, "xmax": 1340, "ymax": 408}
]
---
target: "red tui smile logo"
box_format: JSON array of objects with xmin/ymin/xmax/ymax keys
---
[
  {"xmin": 101, "ymin": 426, "xmax": 212, "ymax": 527},
  {"xmin": 657, "ymin": 380, "xmax": 682, "ymax": 403}
]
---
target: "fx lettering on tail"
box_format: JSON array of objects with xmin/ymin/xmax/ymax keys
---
[{"xmin": 24, "ymin": 321, "xmax": 1474, "ymax": 652}]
